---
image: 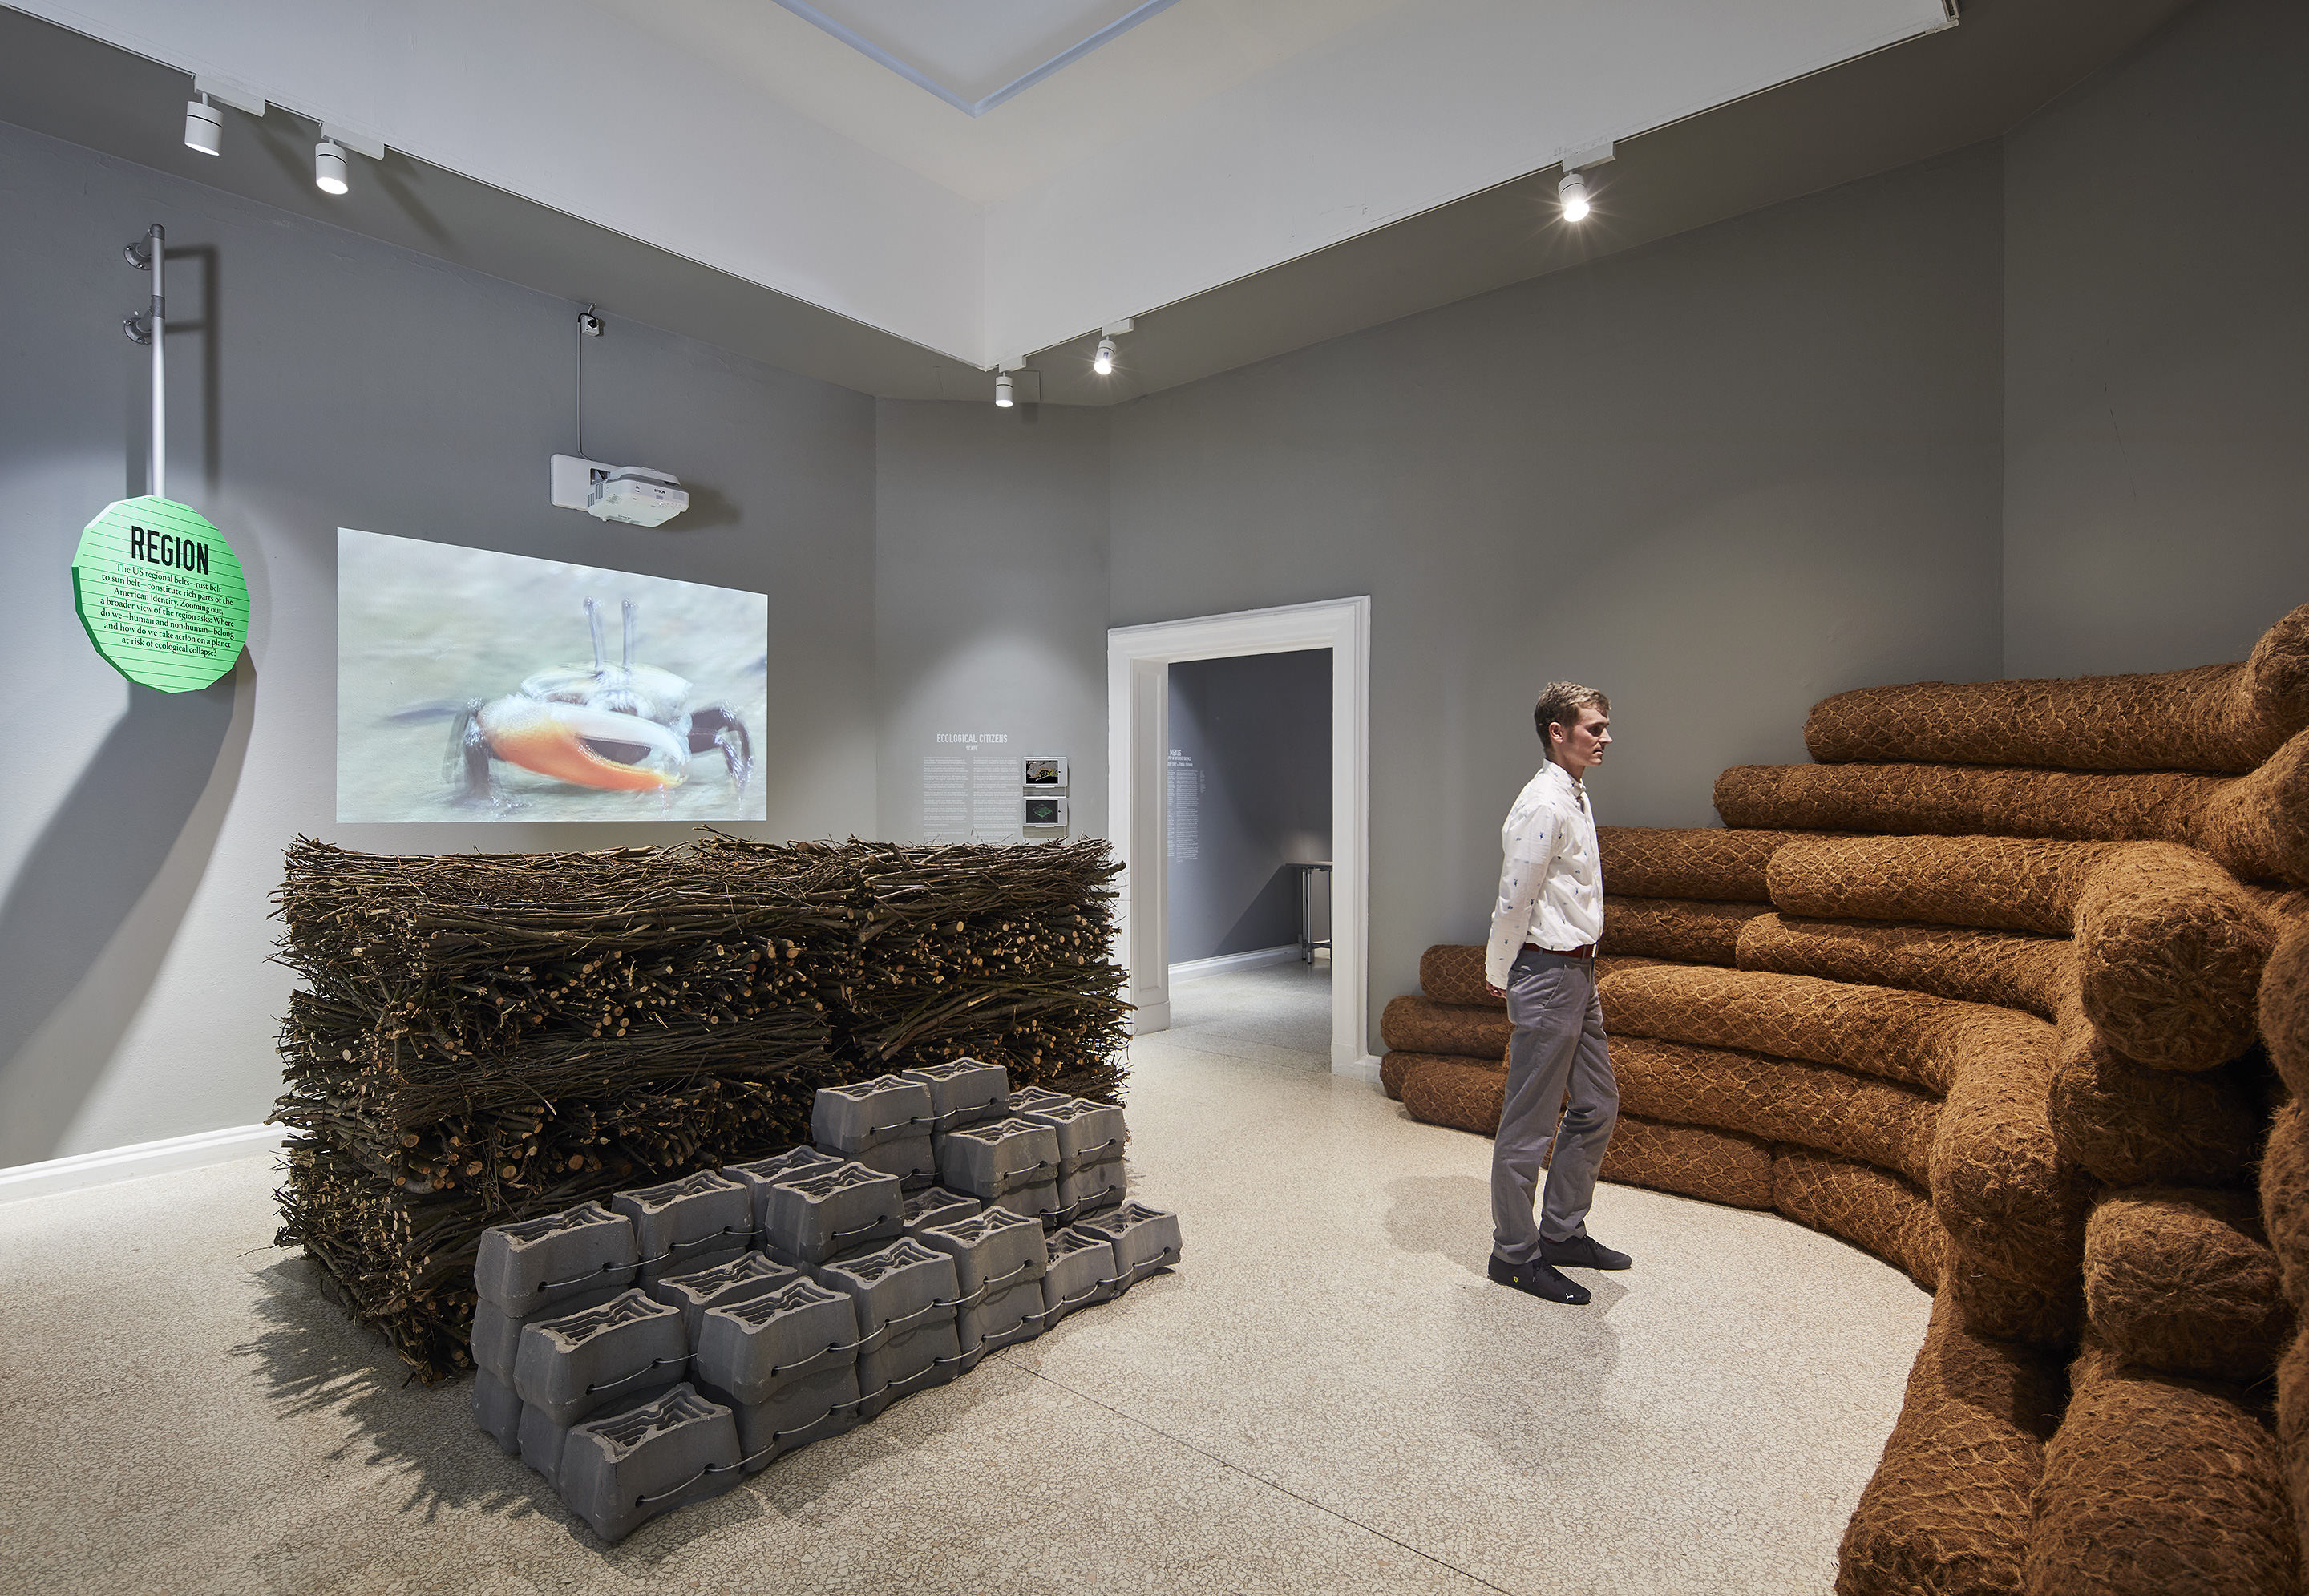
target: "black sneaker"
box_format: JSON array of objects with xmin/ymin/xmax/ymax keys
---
[
  {"xmin": 1487, "ymin": 1251, "xmax": 1591, "ymax": 1305},
  {"xmin": 1541, "ymin": 1234, "xmax": 1632, "ymax": 1271}
]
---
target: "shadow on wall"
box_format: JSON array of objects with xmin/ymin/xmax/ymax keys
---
[
  {"xmin": 0, "ymin": 656, "xmax": 253, "ymax": 1165},
  {"xmin": 1215, "ymin": 863, "xmax": 1318, "ymax": 956}
]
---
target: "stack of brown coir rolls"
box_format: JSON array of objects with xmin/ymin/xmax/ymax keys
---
[{"xmin": 1381, "ymin": 604, "xmax": 2309, "ymax": 1596}]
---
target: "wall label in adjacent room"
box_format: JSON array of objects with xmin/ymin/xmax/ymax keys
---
[{"xmin": 70, "ymin": 496, "xmax": 250, "ymax": 693}]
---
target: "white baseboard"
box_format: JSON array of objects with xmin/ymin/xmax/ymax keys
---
[
  {"xmin": 0, "ymin": 1123, "xmax": 283, "ymax": 1203},
  {"xmin": 1168, "ymin": 944, "xmax": 1308, "ymax": 984},
  {"xmin": 1334, "ymin": 1051, "xmax": 1384, "ymax": 1081}
]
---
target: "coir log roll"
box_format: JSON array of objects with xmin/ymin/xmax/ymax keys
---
[
  {"xmin": 1380, "ymin": 995, "xmax": 1513, "ymax": 1061},
  {"xmin": 1837, "ymin": 1287, "xmax": 2063, "ymax": 1596},
  {"xmin": 1414, "ymin": 944, "xmax": 1669, "ymax": 1008},
  {"xmin": 1595, "ymin": 826, "xmax": 1809, "ymax": 901},
  {"xmin": 1598, "ymin": 896, "xmax": 1769, "ymax": 966},
  {"xmin": 1769, "ymin": 834, "xmax": 2106, "ymax": 935},
  {"xmin": 1805, "ymin": 604, "xmax": 2309, "ymax": 774},
  {"xmin": 1773, "ymin": 1148, "xmax": 1945, "ymax": 1290},
  {"xmin": 1737, "ymin": 914, "xmax": 2068, "ymax": 1021},
  {"xmin": 1398, "ymin": 1056, "xmax": 1506, "ymax": 1134},
  {"xmin": 1947, "ymin": 1247, "xmax": 2085, "ymax": 1349},
  {"xmin": 2083, "ymin": 1186, "xmax": 2290, "ymax": 1384},
  {"xmin": 2024, "ymin": 1335, "xmax": 2297, "ymax": 1596},
  {"xmin": 1716, "ymin": 729, "xmax": 2309, "ymax": 889},
  {"xmin": 1614, "ymin": 1035, "xmax": 1938, "ymax": 1186},
  {"xmin": 2072, "ymin": 842, "xmax": 2275, "ymax": 1071}
]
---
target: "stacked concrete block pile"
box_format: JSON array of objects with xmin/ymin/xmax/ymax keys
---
[
  {"xmin": 1378, "ymin": 604, "xmax": 2309, "ymax": 1595},
  {"xmin": 469, "ymin": 1061, "xmax": 1181, "ymax": 1542}
]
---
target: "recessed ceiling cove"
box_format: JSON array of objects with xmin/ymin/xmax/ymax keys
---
[
  {"xmin": 771, "ymin": 0, "xmax": 1180, "ymax": 115},
  {"xmin": 15, "ymin": 0, "xmax": 1955, "ymax": 371}
]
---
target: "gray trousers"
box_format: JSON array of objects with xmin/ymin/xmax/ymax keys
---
[{"xmin": 1490, "ymin": 948, "xmax": 1620, "ymax": 1263}]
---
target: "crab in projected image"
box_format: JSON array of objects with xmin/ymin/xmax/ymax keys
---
[{"xmin": 436, "ymin": 598, "xmax": 754, "ymax": 806}]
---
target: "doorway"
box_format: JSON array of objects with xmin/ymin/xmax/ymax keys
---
[{"xmin": 1106, "ymin": 596, "xmax": 1373, "ymax": 1077}]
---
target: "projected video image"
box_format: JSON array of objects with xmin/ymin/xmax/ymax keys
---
[{"xmin": 337, "ymin": 529, "xmax": 768, "ymax": 822}]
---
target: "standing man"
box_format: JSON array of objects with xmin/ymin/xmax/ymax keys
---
[{"xmin": 1483, "ymin": 682, "xmax": 1627, "ymax": 1306}]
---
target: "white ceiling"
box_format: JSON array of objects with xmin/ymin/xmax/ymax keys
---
[
  {"xmin": 12, "ymin": 0, "xmax": 1956, "ymax": 369},
  {"xmin": 595, "ymin": 0, "xmax": 1409, "ymax": 202}
]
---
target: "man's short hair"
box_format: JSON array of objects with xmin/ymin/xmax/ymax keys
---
[{"xmin": 1533, "ymin": 682, "xmax": 1610, "ymax": 745}]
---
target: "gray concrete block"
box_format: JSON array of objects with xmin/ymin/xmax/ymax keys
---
[
  {"xmin": 952, "ymin": 1275, "xmax": 1045, "ymax": 1372},
  {"xmin": 722, "ymin": 1146, "xmax": 841, "ymax": 1235},
  {"xmin": 518, "ymin": 1381, "xmax": 675, "ymax": 1490},
  {"xmin": 1073, "ymin": 1202, "xmax": 1184, "ymax": 1289},
  {"xmin": 1006, "ymin": 1085, "xmax": 1073, "ymax": 1117},
  {"xmin": 470, "ymin": 1283, "xmax": 626, "ymax": 1383},
  {"xmin": 1014, "ymin": 1094, "xmax": 1127, "ymax": 1166},
  {"xmin": 1042, "ymin": 1228, "xmax": 1122, "ymax": 1323},
  {"xmin": 705, "ymin": 1363, "xmax": 862, "ymax": 1473},
  {"xmin": 810, "ymin": 1076, "xmax": 933, "ymax": 1154},
  {"xmin": 764, "ymin": 1162, "xmax": 903, "ymax": 1265},
  {"xmin": 512, "ymin": 1289, "xmax": 691, "ymax": 1427},
  {"xmin": 644, "ymin": 1252, "xmax": 798, "ymax": 1346},
  {"xmin": 985, "ymin": 1179, "xmax": 1061, "ymax": 1225},
  {"xmin": 1056, "ymin": 1155, "xmax": 1127, "ymax": 1217},
  {"xmin": 474, "ymin": 1201, "xmax": 638, "ymax": 1313},
  {"xmin": 815, "ymin": 1237, "xmax": 960, "ymax": 1419},
  {"xmin": 692, "ymin": 1278, "xmax": 859, "ymax": 1406},
  {"xmin": 898, "ymin": 1058, "xmax": 1010, "ymax": 1131},
  {"xmin": 936, "ymin": 1117, "xmax": 1061, "ymax": 1200},
  {"xmin": 471, "ymin": 1366, "xmax": 524, "ymax": 1454},
  {"xmin": 843, "ymin": 1133, "xmax": 936, "ymax": 1188},
  {"xmin": 900, "ymin": 1186, "xmax": 980, "ymax": 1234},
  {"xmin": 612, "ymin": 1171, "xmax": 754, "ymax": 1281},
  {"xmin": 918, "ymin": 1206, "xmax": 1047, "ymax": 1299},
  {"xmin": 557, "ymin": 1384, "xmax": 742, "ymax": 1544}
]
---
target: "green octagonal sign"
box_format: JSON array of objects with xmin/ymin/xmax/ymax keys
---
[{"xmin": 71, "ymin": 496, "xmax": 249, "ymax": 693}]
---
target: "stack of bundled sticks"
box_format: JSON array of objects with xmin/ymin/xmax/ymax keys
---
[
  {"xmin": 699, "ymin": 835, "xmax": 1129, "ymax": 1102},
  {"xmin": 271, "ymin": 834, "xmax": 1127, "ymax": 1380}
]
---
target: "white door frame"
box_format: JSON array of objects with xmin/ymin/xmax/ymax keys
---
[{"xmin": 1106, "ymin": 596, "xmax": 1376, "ymax": 1077}]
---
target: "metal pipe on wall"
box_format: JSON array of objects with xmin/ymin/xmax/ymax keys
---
[{"xmin": 124, "ymin": 222, "xmax": 165, "ymax": 499}]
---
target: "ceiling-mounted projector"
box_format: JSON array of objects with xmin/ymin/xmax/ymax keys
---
[{"xmin": 549, "ymin": 454, "xmax": 689, "ymax": 527}]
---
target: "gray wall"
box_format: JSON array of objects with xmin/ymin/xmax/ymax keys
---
[
  {"xmin": 1167, "ymin": 650, "xmax": 1332, "ymax": 963},
  {"xmin": 0, "ymin": 121, "xmax": 878, "ymax": 1166},
  {"xmin": 873, "ymin": 400, "xmax": 1110, "ymax": 846},
  {"xmin": 2002, "ymin": 0, "xmax": 2309, "ymax": 677},
  {"xmin": 1111, "ymin": 145, "xmax": 2006, "ymax": 1040}
]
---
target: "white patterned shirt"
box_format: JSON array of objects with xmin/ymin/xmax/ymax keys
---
[{"xmin": 1483, "ymin": 760, "xmax": 1603, "ymax": 989}]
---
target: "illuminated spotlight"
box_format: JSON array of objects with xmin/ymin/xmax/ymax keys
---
[
  {"xmin": 1555, "ymin": 139, "xmax": 1615, "ymax": 225},
  {"xmin": 1092, "ymin": 317, "xmax": 1134, "ymax": 377},
  {"xmin": 184, "ymin": 95, "xmax": 222, "ymax": 156},
  {"xmin": 315, "ymin": 139, "xmax": 350, "ymax": 194},
  {"xmin": 1558, "ymin": 170, "xmax": 1590, "ymax": 223},
  {"xmin": 995, "ymin": 370, "xmax": 1013, "ymax": 408}
]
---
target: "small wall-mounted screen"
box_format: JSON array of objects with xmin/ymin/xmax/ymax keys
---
[
  {"xmin": 1023, "ymin": 794, "xmax": 1068, "ymax": 828},
  {"xmin": 1023, "ymin": 756, "xmax": 1067, "ymax": 787}
]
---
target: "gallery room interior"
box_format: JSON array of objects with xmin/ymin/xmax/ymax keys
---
[{"xmin": 2, "ymin": 0, "xmax": 2306, "ymax": 1590}]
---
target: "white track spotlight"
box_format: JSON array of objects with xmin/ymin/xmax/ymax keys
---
[
  {"xmin": 314, "ymin": 139, "xmax": 350, "ymax": 194},
  {"xmin": 184, "ymin": 95, "xmax": 222, "ymax": 156},
  {"xmin": 995, "ymin": 370, "xmax": 1014, "ymax": 408},
  {"xmin": 1558, "ymin": 169, "xmax": 1590, "ymax": 222},
  {"xmin": 1092, "ymin": 317, "xmax": 1134, "ymax": 377}
]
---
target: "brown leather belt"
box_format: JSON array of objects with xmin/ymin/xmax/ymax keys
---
[{"xmin": 1524, "ymin": 942, "xmax": 1596, "ymax": 960}]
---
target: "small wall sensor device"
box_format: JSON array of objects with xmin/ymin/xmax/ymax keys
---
[
  {"xmin": 550, "ymin": 454, "xmax": 689, "ymax": 527},
  {"xmin": 1023, "ymin": 794, "xmax": 1068, "ymax": 829},
  {"xmin": 1023, "ymin": 756, "xmax": 1067, "ymax": 787}
]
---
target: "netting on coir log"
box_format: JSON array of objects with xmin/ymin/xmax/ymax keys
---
[
  {"xmin": 1595, "ymin": 825, "xmax": 1811, "ymax": 901},
  {"xmin": 2026, "ymin": 1336, "xmax": 2297, "ymax": 1596},
  {"xmin": 1379, "ymin": 994, "xmax": 1513, "ymax": 1060},
  {"xmin": 1736, "ymin": 913, "xmax": 2070, "ymax": 1021},
  {"xmin": 1836, "ymin": 1287, "xmax": 2063, "ymax": 1596},
  {"xmin": 1597, "ymin": 895, "xmax": 1769, "ymax": 965},
  {"xmin": 1769, "ymin": 834, "xmax": 2107, "ymax": 935},
  {"xmin": 1614, "ymin": 1036, "xmax": 1939, "ymax": 1187},
  {"xmin": 1804, "ymin": 604, "xmax": 2309, "ymax": 774},
  {"xmin": 2082, "ymin": 1187, "xmax": 2290, "ymax": 1384},
  {"xmin": 1772, "ymin": 1149, "xmax": 1946, "ymax": 1290},
  {"xmin": 1716, "ymin": 729, "xmax": 2309, "ymax": 888}
]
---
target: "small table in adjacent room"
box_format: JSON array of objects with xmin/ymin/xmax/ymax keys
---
[{"xmin": 1292, "ymin": 862, "xmax": 1332, "ymax": 964}]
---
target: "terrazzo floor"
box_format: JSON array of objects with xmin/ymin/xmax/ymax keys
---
[{"xmin": 0, "ymin": 961, "xmax": 1932, "ymax": 1594}]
